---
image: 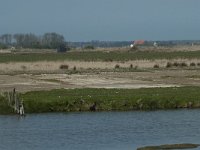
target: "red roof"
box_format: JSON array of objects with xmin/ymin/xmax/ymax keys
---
[{"xmin": 134, "ymin": 40, "xmax": 145, "ymax": 45}]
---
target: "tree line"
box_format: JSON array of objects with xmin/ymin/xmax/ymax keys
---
[
  {"xmin": 1, "ymin": 33, "xmax": 199, "ymax": 50},
  {"xmin": 0, "ymin": 33, "xmax": 66, "ymax": 49}
]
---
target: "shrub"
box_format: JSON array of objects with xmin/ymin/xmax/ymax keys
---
[
  {"xmin": 190, "ymin": 62, "xmax": 196, "ymax": 67},
  {"xmin": 180, "ymin": 62, "xmax": 188, "ymax": 67},
  {"xmin": 73, "ymin": 66, "xmax": 77, "ymax": 71},
  {"xmin": 166, "ymin": 62, "xmax": 172, "ymax": 68},
  {"xmin": 166, "ymin": 62, "xmax": 187, "ymax": 68},
  {"xmin": 83, "ymin": 45, "xmax": 95, "ymax": 50},
  {"xmin": 173, "ymin": 62, "xmax": 179, "ymax": 67},
  {"xmin": 197, "ymin": 63, "xmax": 200, "ymax": 66},
  {"xmin": 115, "ymin": 64, "xmax": 120, "ymax": 69},
  {"xmin": 60, "ymin": 64, "xmax": 69, "ymax": 69},
  {"xmin": 153, "ymin": 64, "xmax": 159, "ymax": 68},
  {"xmin": 129, "ymin": 64, "xmax": 133, "ymax": 69}
]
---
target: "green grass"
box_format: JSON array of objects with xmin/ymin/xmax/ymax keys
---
[
  {"xmin": 1, "ymin": 50, "xmax": 200, "ymax": 62},
  {"xmin": 19, "ymin": 86, "xmax": 200, "ymax": 113},
  {"xmin": 0, "ymin": 95, "xmax": 14, "ymax": 114}
]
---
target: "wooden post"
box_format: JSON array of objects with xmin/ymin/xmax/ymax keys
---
[
  {"xmin": 19, "ymin": 100, "xmax": 25, "ymax": 116},
  {"xmin": 13, "ymin": 88, "xmax": 20, "ymax": 113},
  {"xmin": 13, "ymin": 88, "xmax": 18, "ymax": 112},
  {"xmin": 5, "ymin": 88, "xmax": 25, "ymax": 116}
]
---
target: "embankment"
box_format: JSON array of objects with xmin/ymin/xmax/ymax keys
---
[
  {"xmin": 8, "ymin": 87, "xmax": 200, "ymax": 113},
  {"xmin": 1, "ymin": 86, "xmax": 200, "ymax": 114}
]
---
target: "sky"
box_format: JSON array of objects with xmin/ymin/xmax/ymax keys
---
[{"xmin": 0, "ymin": 0, "xmax": 200, "ymax": 41}]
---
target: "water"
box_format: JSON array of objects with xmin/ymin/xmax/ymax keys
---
[{"xmin": 1, "ymin": 110, "xmax": 200, "ymax": 150}]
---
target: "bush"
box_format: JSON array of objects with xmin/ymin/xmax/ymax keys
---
[
  {"xmin": 73, "ymin": 66, "xmax": 77, "ymax": 71},
  {"xmin": 166, "ymin": 62, "xmax": 172, "ymax": 68},
  {"xmin": 190, "ymin": 62, "xmax": 196, "ymax": 67},
  {"xmin": 153, "ymin": 64, "xmax": 159, "ymax": 68},
  {"xmin": 60, "ymin": 64, "xmax": 69, "ymax": 69},
  {"xmin": 84, "ymin": 45, "xmax": 95, "ymax": 50},
  {"xmin": 180, "ymin": 62, "xmax": 188, "ymax": 67},
  {"xmin": 167, "ymin": 62, "xmax": 188, "ymax": 68},
  {"xmin": 173, "ymin": 62, "xmax": 179, "ymax": 67},
  {"xmin": 197, "ymin": 63, "xmax": 200, "ymax": 66},
  {"xmin": 115, "ymin": 64, "xmax": 120, "ymax": 69},
  {"xmin": 130, "ymin": 64, "xmax": 133, "ymax": 69}
]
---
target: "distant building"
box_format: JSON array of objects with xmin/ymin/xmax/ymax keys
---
[
  {"xmin": 153, "ymin": 42, "xmax": 158, "ymax": 47},
  {"xmin": 130, "ymin": 40, "xmax": 145, "ymax": 48},
  {"xmin": 134, "ymin": 40, "xmax": 145, "ymax": 45},
  {"xmin": 130, "ymin": 44, "xmax": 134, "ymax": 48}
]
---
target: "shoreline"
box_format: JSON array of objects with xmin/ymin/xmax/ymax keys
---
[{"xmin": 1, "ymin": 86, "xmax": 200, "ymax": 114}]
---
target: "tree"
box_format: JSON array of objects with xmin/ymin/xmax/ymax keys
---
[
  {"xmin": 42, "ymin": 32, "xmax": 65, "ymax": 49},
  {"xmin": 1, "ymin": 32, "xmax": 67, "ymax": 49},
  {"xmin": 13, "ymin": 33, "xmax": 40, "ymax": 48},
  {"xmin": 13, "ymin": 34, "xmax": 25, "ymax": 47},
  {"xmin": 0, "ymin": 34, "xmax": 12, "ymax": 45}
]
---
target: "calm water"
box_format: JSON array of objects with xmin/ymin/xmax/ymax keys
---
[{"xmin": 1, "ymin": 110, "xmax": 200, "ymax": 150}]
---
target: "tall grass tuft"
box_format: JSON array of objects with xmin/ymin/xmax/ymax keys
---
[
  {"xmin": 190, "ymin": 62, "xmax": 196, "ymax": 67},
  {"xmin": 166, "ymin": 62, "xmax": 172, "ymax": 68},
  {"xmin": 60, "ymin": 64, "xmax": 69, "ymax": 69},
  {"xmin": 153, "ymin": 64, "xmax": 159, "ymax": 69},
  {"xmin": 115, "ymin": 64, "xmax": 120, "ymax": 69}
]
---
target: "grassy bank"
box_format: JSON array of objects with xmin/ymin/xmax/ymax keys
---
[
  {"xmin": 0, "ymin": 95, "xmax": 14, "ymax": 114},
  {"xmin": 14, "ymin": 86, "xmax": 200, "ymax": 113},
  {"xmin": 1, "ymin": 51, "xmax": 200, "ymax": 62}
]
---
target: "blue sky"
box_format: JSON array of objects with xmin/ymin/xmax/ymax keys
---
[{"xmin": 0, "ymin": 0, "xmax": 200, "ymax": 41}]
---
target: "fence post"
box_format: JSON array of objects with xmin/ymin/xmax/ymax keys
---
[{"xmin": 5, "ymin": 88, "xmax": 25, "ymax": 116}]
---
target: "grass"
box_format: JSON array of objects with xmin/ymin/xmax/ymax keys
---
[
  {"xmin": 16, "ymin": 86, "xmax": 200, "ymax": 113},
  {"xmin": 0, "ymin": 95, "xmax": 14, "ymax": 114},
  {"xmin": 1, "ymin": 51, "xmax": 200, "ymax": 62}
]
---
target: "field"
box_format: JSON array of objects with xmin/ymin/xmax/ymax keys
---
[
  {"xmin": 1, "ymin": 50, "xmax": 200, "ymax": 62},
  {"xmin": 1, "ymin": 46, "xmax": 200, "ymax": 113}
]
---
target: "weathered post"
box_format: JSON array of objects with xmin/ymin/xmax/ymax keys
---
[
  {"xmin": 19, "ymin": 100, "xmax": 25, "ymax": 116},
  {"xmin": 6, "ymin": 88, "xmax": 26, "ymax": 116},
  {"xmin": 13, "ymin": 88, "xmax": 19, "ymax": 113}
]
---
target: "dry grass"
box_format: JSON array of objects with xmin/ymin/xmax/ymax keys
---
[{"xmin": 0, "ymin": 58, "xmax": 200, "ymax": 74}]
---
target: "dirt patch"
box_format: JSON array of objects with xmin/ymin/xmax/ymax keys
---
[
  {"xmin": 1, "ymin": 47, "xmax": 200, "ymax": 93},
  {"xmin": 1, "ymin": 69, "xmax": 200, "ymax": 92}
]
